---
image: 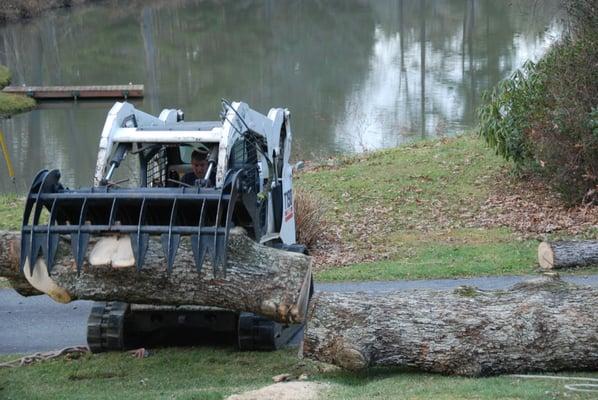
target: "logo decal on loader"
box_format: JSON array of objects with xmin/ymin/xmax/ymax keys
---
[{"xmin": 284, "ymin": 189, "xmax": 294, "ymax": 222}]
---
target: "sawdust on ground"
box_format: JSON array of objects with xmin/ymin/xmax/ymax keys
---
[{"xmin": 226, "ymin": 381, "xmax": 330, "ymax": 400}]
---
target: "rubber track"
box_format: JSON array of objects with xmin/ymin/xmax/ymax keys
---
[{"xmin": 87, "ymin": 302, "xmax": 128, "ymax": 353}]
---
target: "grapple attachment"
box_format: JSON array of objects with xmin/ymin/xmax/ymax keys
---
[{"xmin": 20, "ymin": 169, "xmax": 242, "ymax": 276}]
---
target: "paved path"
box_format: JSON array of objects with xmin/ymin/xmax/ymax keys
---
[{"xmin": 2, "ymin": 274, "xmax": 597, "ymax": 354}]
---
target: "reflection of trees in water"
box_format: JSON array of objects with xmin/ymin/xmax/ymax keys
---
[
  {"xmin": 0, "ymin": 0, "xmax": 376, "ymax": 190},
  {"xmin": 146, "ymin": 0, "xmax": 376, "ymax": 157},
  {"xmin": 0, "ymin": 0, "xmax": 560, "ymax": 190},
  {"xmin": 334, "ymin": 0, "xmax": 560, "ymax": 150}
]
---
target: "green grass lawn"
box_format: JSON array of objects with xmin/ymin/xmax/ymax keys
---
[
  {"xmin": 0, "ymin": 348, "xmax": 596, "ymax": 400},
  {"xmin": 0, "ymin": 92, "xmax": 36, "ymax": 118},
  {"xmin": 297, "ymin": 134, "xmax": 596, "ymax": 281},
  {"xmin": 0, "ymin": 65, "xmax": 36, "ymax": 117},
  {"xmin": 317, "ymin": 228, "xmax": 538, "ymax": 281},
  {"xmin": 0, "ymin": 194, "xmax": 23, "ymax": 231}
]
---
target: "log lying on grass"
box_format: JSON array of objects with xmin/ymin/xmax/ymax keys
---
[
  {"xmin": 538, "ymin": 240, "xmax": 598, "ymax": 270},
  {"xmin": 0, "ymin": 230, "xmax": 312, "ymax": 324},
  {"xmin": 303, "ymin": 277, "xmax": 598, "ymax": 376}
]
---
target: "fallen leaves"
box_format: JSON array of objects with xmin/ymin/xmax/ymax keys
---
[
  {"xmin": 473, "ymin": 175, "xmax": 598, "ymax": 236},
  {"xmin": 308, "ymin": 170, "xmax": 597, "ymax": 270}
]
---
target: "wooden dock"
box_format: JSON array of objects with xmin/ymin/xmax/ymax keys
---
[{"xmin": 1, "ymin": 84, "xmax": 144, "ymax": 100}]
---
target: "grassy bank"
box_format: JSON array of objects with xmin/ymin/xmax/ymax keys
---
[
  {"xmin": 1, "ymin": 347, "xmax": 596, "ymax": 399},
  {"xmin": 297, "ymin": 134, "xmax": 597, "ymax": 281},
  {"xmin": 0, "ymin": 65, "xmax": 35, "ymax": 117}
]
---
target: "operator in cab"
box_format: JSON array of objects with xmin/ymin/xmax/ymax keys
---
[{"xmin": 182, "ymin": 150, "xmax": 212, "ymax": 187}]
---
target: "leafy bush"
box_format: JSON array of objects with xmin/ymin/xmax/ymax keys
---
[
  {"xmin": 478, "ymin": 14, "xmax": 597, "ymax": 205},
  {"xmin": 477, "ymin": 61, "xmax": 547, "ymax": 165}
]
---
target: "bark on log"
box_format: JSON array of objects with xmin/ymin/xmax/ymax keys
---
[
  {"xmin": 303, "ymin": 277, "xmax": 598, "ymax": 376},
  {"xmin": 0, "ymin": 232, "xmax": 42, "ymax": 296},
  {"xmin": 0, "ymin": 230, "xmax": 312, "ymax": 324},
  {"xmin": 538, "ymin": 240, "xmax": 598, "ymax": 270}
]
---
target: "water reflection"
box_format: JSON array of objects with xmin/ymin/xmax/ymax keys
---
[{"xmin": 0, "ymin": 0, "xmax": 559, "ymax": 192}]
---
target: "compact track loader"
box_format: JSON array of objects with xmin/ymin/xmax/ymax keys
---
[{"xmin": 21, "ymin": 100, "xmax": 308, "ymax": 351}]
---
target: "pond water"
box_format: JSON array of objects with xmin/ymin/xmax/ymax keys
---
[{"xmin": 0, "ymin": 0, "xmax": 560, "ymax": 192}]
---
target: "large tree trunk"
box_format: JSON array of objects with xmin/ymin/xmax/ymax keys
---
[
  {"xmin": 302, "ymin": 277, "xmax": 598, "ymax": 377},
  {"xmin": 0, "ymin": 230, "xmax": 312, "ymax": 324},
  {"xmin": 538, "ymin": 240, "xmax": 598, "ymax": 270}
]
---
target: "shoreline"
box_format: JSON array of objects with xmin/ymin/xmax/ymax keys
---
[
  {"xmin": 0, "ymin": 65, "xmax": 35, "ymax": 118},
  {"xmin": 0, "ymin": 0, "xmax": 102, "ymax": 24}
]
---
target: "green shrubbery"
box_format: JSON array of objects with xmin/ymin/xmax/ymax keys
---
[
  {"xmin": 0, "ymin": 65, "xmax": 10, "ymax": 87},
  {"xmin": 0, "ymin": 65, "xmax": 36, "ymax": 117},
  {"xmin": 478, "ymin": 1, "xmax": 597, "ymax": 205}
]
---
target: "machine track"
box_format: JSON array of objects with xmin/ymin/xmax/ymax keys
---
[
  {"xmin": 87, "ymin": 301, "xmax": 128, "ymax": 353},
  {"xmin": 86, "ymin": 303, "xmax": 302, "ymax": 353}
]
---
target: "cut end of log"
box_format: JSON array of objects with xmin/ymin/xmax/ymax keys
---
[
  {"xmin": 336, "ymin": 345, "xmax": 369, "ymax": 371},
  {"xmin": 538, "ymin": 241, "xmax": 554, "ymax": 270}
]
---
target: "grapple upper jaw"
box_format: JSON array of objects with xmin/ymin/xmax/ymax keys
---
[
  {"xmin": 20, "ymin": 168, "xmax": 243, "ymax": 277},
  {"xmin": 20, "ymin": 169, "xmax": 62, "ymax": 275}
]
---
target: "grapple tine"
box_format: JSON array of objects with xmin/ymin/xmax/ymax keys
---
[
  {"xmin": 73, "ymin": 198, "xmax": 89, "ymax": 274},
  {"xmin": 20, "ymin": 169, "xmax": 48, "ymax": 272},
  {"xmin": 133, "ymin": 197, "xmax": 149, "ymax": 271},
  {"xmin": 29, "ymin": 169, "xmax": 64, "ymax": 274},
  {"xmin": 160, "ymin": 198, "xmax": 179, "ymax": 273},
  {"xmin": 20, "ymin": 231, "xmax": 30, "ymax": 273},
  {"xmin": 70, "ymin": 231, "xmax": 91, "ymax": 275},
  {"xmin": 46, "ymin": 234, "xmax": 60, "ymax": 274},
  {"xmin": 212, "ymin": 182, "xmax": 225, "ymax": 270},
  {"xmin": 191, "ymin": 234, "xmax": 207, "ymax": 273},
  {"xmin": 212, "ymin": 234, "xmax": 226, "ymax": 276},
  {"xmin": 76, "ymin": 233, "xmax": 90, "ymax": 274},
  {"xmin": 131, "ymin": 233, "xmax": 150, "ymax": 271},
  {"xmin": 45, "ymin": 198, "xmax": 59, "ymax": 272},
  {"xmin": 107, "ymin": 197, "xmax": 118, "ymax": 228},
  {"xmin": 29, "ymin": 233, "xmax": 43, "ymax": 276},
  {"xmin": 219, "ymin": 170, "xmax": 241, "ymax": 275},
  {"xmin": 211, "ymin": 170, "xmax": 237, "ymax": 275},
  {"xmin": 161, "ymin": 234, "xmax": 180, "ymax": 273},
  {"xmin": 202, "ymin": 234, "xmax": 218, "ymax": 272},
  {"xmin": 192, "ymin": 198, "xmax": 208, "ymax": 272}
]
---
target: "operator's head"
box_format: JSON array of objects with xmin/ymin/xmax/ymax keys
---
[{"xmin": 191, "ymin": 150, "xmax": 208, "ymax": 178}]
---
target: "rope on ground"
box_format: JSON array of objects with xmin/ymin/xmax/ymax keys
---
[
  {"xmin": 509, "ymin": 374, "xmax": 598, "ymax": 393},
  {"xmin": 0, "ymin": 346, "xmax": 89, "ymax": 368}
]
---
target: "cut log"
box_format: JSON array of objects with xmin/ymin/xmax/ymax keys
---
[
  {"xmin": 0, "ymin": 230, "xmax": 312, "ymax": 324},
  {"xmin": 0, "ymin": 231, "xmax": 42, "ymax": 296},
  {"xmin": 302, "ymin": 277, "xmax": 598, "ymax": 376},
  {"xmin": 538, "ymin": 240, "xmax": 598, "ymax": 270}
]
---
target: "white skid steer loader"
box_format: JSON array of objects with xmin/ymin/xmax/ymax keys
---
[{"xmin": 20, "ymin": 100, "xmax": 308, "ymax": 351}]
